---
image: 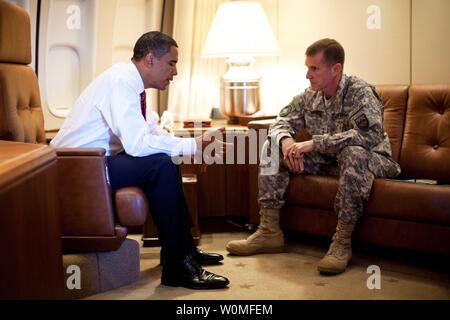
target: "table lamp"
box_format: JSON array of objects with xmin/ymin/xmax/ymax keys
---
[{"xmin": 201, "ymin": 1, "xmax": 281, "ymax": 124}]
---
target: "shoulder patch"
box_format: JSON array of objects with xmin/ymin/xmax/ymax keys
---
[
  {"xmin": 279, "ymin": 105, "xmax": 293, "ymax": 117},
  {"xmin": 351, "ymin": 111, "xmax": 369, "ymax": 130},
  {"xmin": 354, "ymin": 113, "xmax": 369, "ymax": 130}
]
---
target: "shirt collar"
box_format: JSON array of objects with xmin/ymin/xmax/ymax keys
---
[
  {"xmin": 334, "ymin": 73, "xmax": 348, "ymax": 101},
  {"xmin": 318, "ymin": 73, "xmax": 348, "ymax": 114},
  {"xmin": 128, "ymin": 62, "xmax": 145, "ymax": 95}
]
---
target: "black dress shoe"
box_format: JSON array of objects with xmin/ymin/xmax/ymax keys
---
[
  {"xmin": 192, "ymin": 248, "xmax": 224, "ymax": 265},
  {"xmin": 161, "ymin": 256, "xmax": 229, "ymax": 290},
  {"xmin": 160, "ymin": 248, "xmax": 224, "ymax": 266}
]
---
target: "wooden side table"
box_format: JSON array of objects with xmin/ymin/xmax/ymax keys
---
[{"xmin": 172, "ymin": 121, "xmax": 251, "ymax": 222}]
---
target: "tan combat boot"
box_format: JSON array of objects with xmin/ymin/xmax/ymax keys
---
[
  {"xmin": 317, "ymin": 220, "xmax": 356, "ymax": 274},
  {"xmin": 226, "ymin": 209, "xmax": 284, "ymax": 256}
]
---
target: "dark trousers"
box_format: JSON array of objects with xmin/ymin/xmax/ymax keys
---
[{"xmin": 106, "ymin": 153, "xmax": 196, "ymax": 262}]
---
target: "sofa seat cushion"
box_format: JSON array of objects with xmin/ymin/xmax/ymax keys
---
[{"xmin": 285, "ymin": 175, "xmax": 450, "ymax": 226}]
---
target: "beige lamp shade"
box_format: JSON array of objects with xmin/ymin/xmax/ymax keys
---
[
  {"xmin": 201, "ymin": 1, "xmax": 281, "ymax": 57},
  {"xmin": 201, "ymin": 1, "xmax": 280, "ymax": 123}
]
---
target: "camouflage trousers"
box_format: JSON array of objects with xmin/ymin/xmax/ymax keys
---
[{"xmin": 258, "ymin": 141, "xmax": 401, "ymax": 223}]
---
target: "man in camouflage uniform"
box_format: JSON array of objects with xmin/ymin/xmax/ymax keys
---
[{"xmin": 226, "ymin": 39, "xmax": 401, "ymax": 274}]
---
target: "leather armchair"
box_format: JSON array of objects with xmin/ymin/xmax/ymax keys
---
[
  {"xmin": 56, "ymin": 148, "xmax": 148, "ymax": 252},
  {"xmin": 0, "ymin": 0, "xmax": 148, "ymax": 253}
]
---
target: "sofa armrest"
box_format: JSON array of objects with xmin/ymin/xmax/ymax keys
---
[
  {"xmin": 56, "ymin": 149, "xmax": 116, "ymax": 237},
  {"xmin": 115, "ymin": 187, "xmax": 148, "ymax": 227}
]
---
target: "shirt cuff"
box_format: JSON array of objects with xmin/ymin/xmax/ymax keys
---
[{"xmin": 181, "ymin": 137, "xmax": 197, "ymax": 156}]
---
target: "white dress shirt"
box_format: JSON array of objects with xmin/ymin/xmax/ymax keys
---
[{"xmin": 50, "ymin": 62, "xmax": 196, "ymax": 157}]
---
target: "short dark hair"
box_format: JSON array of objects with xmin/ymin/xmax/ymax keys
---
[
  {"xmin": 305, "ymin": 38, "xmax": 345, "ymax": 66},
  {"xmin": 132, "ymin": 31, "xmax": 178, "ymax": 60}
]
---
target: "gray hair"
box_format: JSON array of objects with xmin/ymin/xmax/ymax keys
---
[{"xmin": 306, "ymin": 38, "xmax": 345, "ymax": 66}]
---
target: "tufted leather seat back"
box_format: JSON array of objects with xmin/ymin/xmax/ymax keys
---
[
  {"xmin": 376, "ymin": 85, "xmax": 409, "ymax": 163},
  {"xmin": 0, "ymin": 1, "xmax": 46, "ymax": 144},
  {"xmin": 399, "ymin": 85, "xmax": 450, "ymax": 182}
]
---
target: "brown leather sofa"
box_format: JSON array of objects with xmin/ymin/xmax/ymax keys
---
[
  {"xmin": 248, "ymin": 84, "xmax": 450, "ymax": 256},
  {"xmin": 0, "ymin": 1, "xmax": 148, "ymax": 298}
]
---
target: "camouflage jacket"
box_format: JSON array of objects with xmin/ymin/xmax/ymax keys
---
[{"xmin": 270, "ymin": 74, "xmax": 393, "ymax": 158}]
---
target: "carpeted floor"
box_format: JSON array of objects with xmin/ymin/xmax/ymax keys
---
[{"xmin": 86, "ymin": 231, "xmax": 450, "ymax": 300}]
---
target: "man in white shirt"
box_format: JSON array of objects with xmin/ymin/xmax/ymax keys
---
[{"xmin": 51, "ymin": 31, "xmax": 229, "ymax": 290}]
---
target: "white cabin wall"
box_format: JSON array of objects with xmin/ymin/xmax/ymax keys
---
[
  {"xmin": 256, "ymin": 0, "xmax": 411, "ymax": 115},
  {"xmin": 411, "ymin": 0, "xmax": 450, "ymax": 84},
  {"xmin": 38, "ymin": 0, "xmax": 97, "ymax": 130},
  {"xmin": 35, "ymin": 0, "xmax": 162, "ymax": 130}
]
